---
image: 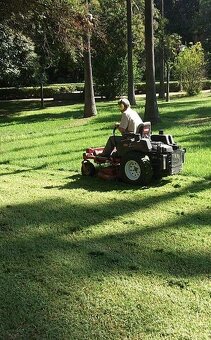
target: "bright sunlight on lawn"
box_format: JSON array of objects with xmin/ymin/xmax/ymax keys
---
[{"xmin": 0, "ymin": 93, "xmax": 210, "ymax": 339}]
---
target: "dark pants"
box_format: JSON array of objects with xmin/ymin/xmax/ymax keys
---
[{"xmin": 102, "ymin": 135, "xmax": 122, "ymax": 156}]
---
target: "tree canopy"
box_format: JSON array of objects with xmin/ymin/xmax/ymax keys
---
[{"xmin": 0, "ymin": 0, "xmax": 210, "ymax": 96}]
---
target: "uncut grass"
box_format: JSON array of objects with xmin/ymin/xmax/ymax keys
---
[{"xmin": 0, "ymin": 94, "xmax": 211, "ymax": 339}]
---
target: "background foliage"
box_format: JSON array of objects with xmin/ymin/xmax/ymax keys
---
[
  {"xmin": 0, "ymin": 0, "xmax": 210, "ymax": 96},
  {"xmin": 174, "ymin": 42, "xmax": 205, "ymax": 95}
]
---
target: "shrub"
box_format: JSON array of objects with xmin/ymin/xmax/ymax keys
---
[{"xmin": 174, "ymin": 42, "xmax": 206, "ymax": 96}]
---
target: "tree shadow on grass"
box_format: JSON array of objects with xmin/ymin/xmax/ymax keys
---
[
  {"xmin": 0, "ymin": 99, "xmax": 83, "ymax": 115},
  {"xmin": 155, "ymin": 98, "xmax": 211, "ymax": 130},
  {"xmin": 0, "ymin": 164, "xmax": 49, "ymax": 177},
  {"xmin": 0, "ymin": 100, "xmax": 41, "ymax": 115},
  {"xmin": 150, "ymin": 101, "xmax": 211, "ymax": 154},
  {"xmin": 1, "ymin": 204, "xmax": 210, "ymax": 276},
  {"xmin": 56, "ymin": 173, "xmax": 171, "ymax": 193},
  {"xmin": 0, "ymin": 109, "xmax": 84, "ymax": 126},
  {"xmin": 0, "ymin": 178, "xmax": 210, "ymax": 276},
  {"xmin": 0, "ymin": 99, "xmax": 120, "ymax": 127},
  {"xmin": 0, "ymin": 178, "xmax": 210, "ymax": 337},
  {"xmin": 0, "ymin": 100, "xmax": 87, "ymax": 127}
]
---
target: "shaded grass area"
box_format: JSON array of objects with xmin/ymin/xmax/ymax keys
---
[{"xmin": 0, "ymin": 94, "xmax": 211, "ymax": 339}]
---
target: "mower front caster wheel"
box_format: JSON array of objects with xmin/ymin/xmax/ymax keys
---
[{"xmin": 81, "ymin": 161, "xmax": 96, "ymax": 176}]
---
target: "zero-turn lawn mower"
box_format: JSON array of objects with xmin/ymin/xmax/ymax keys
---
[{"xmin": 81, "ymin": 122, "xmax": 186, "ymax": 185}]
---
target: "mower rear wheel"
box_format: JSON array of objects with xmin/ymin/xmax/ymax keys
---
[
  {"xmin": 81, "ymin": 161, "xmax": 95, "ymax": 176},
  {"xmin": 120, "ymin": 152, "xmax": 153, "ymax": 185}
]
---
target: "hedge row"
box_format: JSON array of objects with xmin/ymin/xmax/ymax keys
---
[
  {"xmin": 135, "ymin": 80, "xmax": 211, "ymax": 94},
  {"xmin": 0, "ymin": 84, "xmax": 84, "ymax": 100},
  {"xmin": 0, "ymin": 80, "xmax": 210, "ymax": 100}
]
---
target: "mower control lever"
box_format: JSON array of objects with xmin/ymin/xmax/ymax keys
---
[{"xmin": 113, "ymin": 123, "xmax": 120, "ymax": 135}]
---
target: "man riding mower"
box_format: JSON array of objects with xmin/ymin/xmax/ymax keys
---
[{"xmin": 81, "ymin": 99, "xmax": 186, "ymax": 185}]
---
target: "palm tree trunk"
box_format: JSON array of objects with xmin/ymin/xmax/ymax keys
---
[
  {"xmin": 166, "ymin": 62, "xmax": 170, "ymax": 102},
  {"xmin": 84, "ymin": 32, "xmax": 97, "ymax": 117},
  {"xmin": 159, "ymin": 0, "xmax": 165, "ymax": 99},
  {"xmin": 40, "ymin": 82, "xmax": 44, "ymax": 108},
  {"xmin": 83, "ymin": 0, "xmax": 97, "ymax": 118},
  {"xmin": 144, "ymin": 0, "xmax": 160, "ymax": 123},
  {"xmin": 127, "ymin": 0, "xmax": 136, "ymax": 105}
]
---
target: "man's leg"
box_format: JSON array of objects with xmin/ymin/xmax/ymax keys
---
[{"xmin": 101, "ymin": 136, "xmax": 122, "ymax": 157}]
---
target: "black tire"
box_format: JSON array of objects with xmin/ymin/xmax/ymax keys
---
[
  {"xmin": 81, "ymin": 161, "xmax": 96, "ymax": 176},
  {"xmin": 120, "ymin": 152, "xmax": 153, "ymax": 185}
]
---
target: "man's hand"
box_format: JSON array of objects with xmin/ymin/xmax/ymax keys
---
[{"xmin": 114, "ymin": 122, "xmax": 125, "ymax": 134}]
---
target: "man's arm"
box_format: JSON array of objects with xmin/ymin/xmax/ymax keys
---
[
  {"xmin": 118, "ymin": 112, "xmax": 128, "ymax": 134},
  {"xmin": 118, "ymin": 126, "xmax": 126, "ymax": 134},
  {"xmin": 115, "ymin": 122, "xmax": 126, "ymax": 135}
]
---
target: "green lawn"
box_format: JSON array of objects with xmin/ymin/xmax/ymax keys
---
[{"xmin": 0, "ymin": 94, "xmax": 210, "ymax": 339}]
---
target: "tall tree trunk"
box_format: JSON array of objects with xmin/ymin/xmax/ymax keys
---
[
  {"xmin": 40, "ymin": 69, "xmax": 45, "ymax": 109},
  {"xmin": 84, "ymin": 32, "xmax": 97, "ymax": 117},
  {"xmin": 159, "ymin": 0, "xmax": 165, "ymax": 99},
  {"xmin": 127, "ymin": 0, "xmax": 136, "ymax": 105},
  {"xmin": 166, "ymin": 62, "xmax": 170, "ymax": 102},
  {"xmin": 40, "ymin": 82, "xmax": 44, "ymax": 109},
  {"xmin": 144, "ymin": 0, "xmax": 160, "ymax": 123},
  {"xmin": 83, "ymin": 0, "xmax": 97, "ymax": 118}
]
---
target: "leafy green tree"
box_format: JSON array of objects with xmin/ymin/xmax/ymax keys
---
[
  {"xmin": 163, "ymin": 0, "xmax": 200, "ymax": 43},
  {"xmin": 92, "ymin": 0, "xmax": 145, "ymax": 100},
  {"xmin": 0, "ymin": 24, "xmax": 39, "ymax": 86},
  {"xmin": 0, "ymin": 0, "xmax": 86, "ymax": 105},
  {"xmin": 0, "ymin": 0, "xmax": 84, "ymax": 73},
  {"xmin": 131, "ymin": 0, "xmax": 145, "ymax": 84},
  {"xmin": 174, "ymin": 42, "xmax": 205, "ymax": 96},
  {"xmin": 0, "ymin": 0, "xmax": 34, "ymax": 21},
  {"xmin": 92, "ymin": 0, "xmax": 127, "ymax": 99}
]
